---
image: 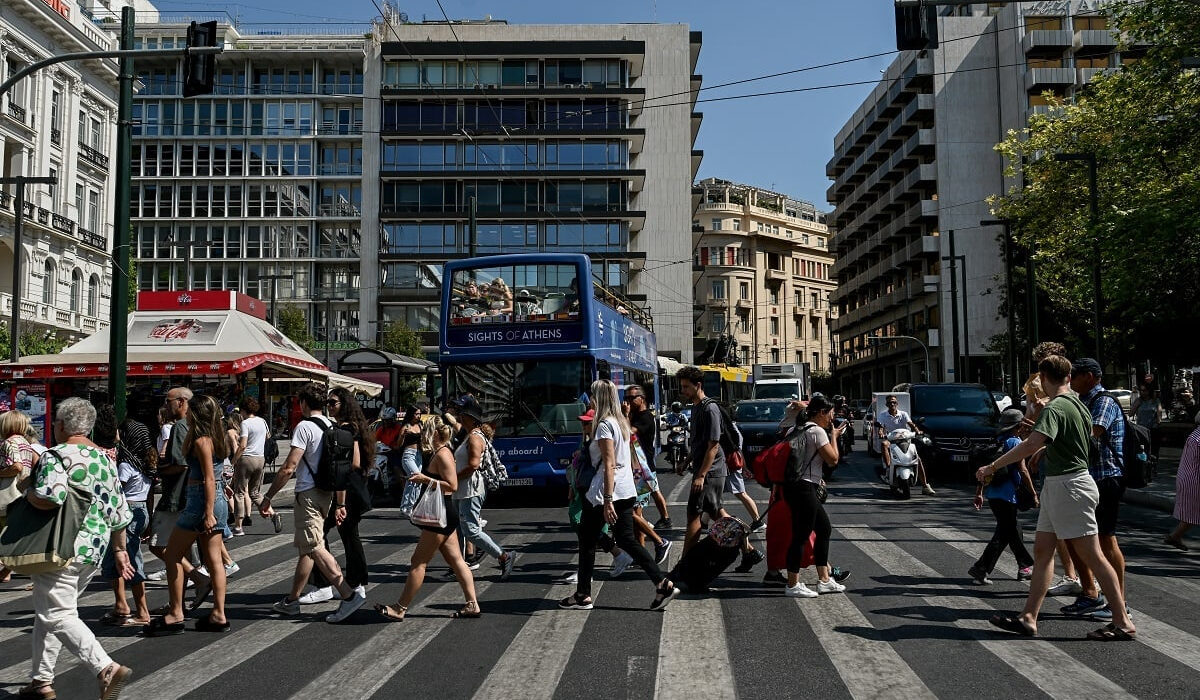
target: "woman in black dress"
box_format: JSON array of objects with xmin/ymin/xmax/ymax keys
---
[{"xmin": 375, "ymin": 415, "xmax": 480, "ymax": 620}]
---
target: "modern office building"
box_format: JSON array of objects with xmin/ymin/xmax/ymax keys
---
[
  {"xmin": 129, "ymin": 13, "xmax": 368, "ymax": 356},
  {"xmin": 692, "ymin": 178, "xmax": 836, "ymax": 370},
  {"xmin": 828, "ymin": 1, "xmax": 1139, "ymax": 397},
  {"xmin": 0, "ymin": 0, "xmax": 149, "ymax": 343},
  {"xmin": 368, "ymin": 14, "xmax": 702, "ymax": 360}
]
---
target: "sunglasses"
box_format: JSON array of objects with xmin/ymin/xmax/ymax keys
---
[{"xmin": 326, "ymin": 399, "xmax": 341, "ymax": 406}]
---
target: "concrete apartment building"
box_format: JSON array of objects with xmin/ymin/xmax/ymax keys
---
[
  {"xmin": 0, "ymin": 0, "xmax": 151, "ymax": 343},
  {"xmin": 692, "ymin": 178, "xmax": 836, "ymax": 370},
  {"xmin": 828, "ymin": 0, "xmax": 1138, "ymax": 397},
  {"xmin": 128, "ymin": 11, "xmax": 701, "ymax": 361}
]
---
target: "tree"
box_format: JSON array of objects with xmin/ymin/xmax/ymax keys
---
[
  {"xmin": 275, "ymin": 305, "xmax": 315, "ymax": 354},
  {"xmin": 0, "ymin": 324, "xmax": 70, "ymax": 358},
  {"xmin": 990, "ymin": 0, "xmax": 1200, "ymax": 366},
  {"xmin": 379, "ymin": 322, "xmax": 426, "ymax": 406}
]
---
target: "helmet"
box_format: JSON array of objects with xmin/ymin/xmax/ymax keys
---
[
  {"xmin": 671, "ymin": 401, "xmax": 682, "ymax": 412},
  {"xmin": 811, "ymin": 392, "xmax": 825, "ymax": 400},
  {"xmin": 833, "ymin": 395, "xmax": 846, "ymax": 404}
]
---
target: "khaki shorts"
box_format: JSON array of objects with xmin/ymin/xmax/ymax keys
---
[
  {"xmin": 1037, "ymin": 471, "xmax": 1100, "ymax": 540},
  {"xmin": 294, "ymin": 488, "xmax": 333, "ymax": 555},
  {"xmin": 149, "ymin": 510, "xmax": 180, "ymax": 548}
]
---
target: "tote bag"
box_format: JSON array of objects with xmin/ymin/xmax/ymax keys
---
[
  {"xmin": 410, "ymin": 481, "xmax": 447, "ymax": 529},
  {"xmin": 0, "ymin": 481, "xmax": 92, "ymax": 574}
]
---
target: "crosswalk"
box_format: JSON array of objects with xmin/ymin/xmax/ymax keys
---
[{"xmin": 0, "ymin": 483, "xmax": 1197, "ymax": 699}]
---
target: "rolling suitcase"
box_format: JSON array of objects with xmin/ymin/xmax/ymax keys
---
[{"xmin": 669, "ymin": 516, "xmax": 747, "ymax": 593}]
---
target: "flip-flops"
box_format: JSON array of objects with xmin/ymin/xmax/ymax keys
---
[
  {"xmin": 141, "ymin": 617, "xmax": 185, "ymax": 637},
  {"xmin": 1087, "ymin": 623, "xmax": 1137, "ymax": 641},
  {"xmin": 989, "ymin": 613, "xmax": 1037, "ymax": 637},
  {"xmin": 194, "ymin": 614, "xmax": 231, "ymax": 633},
  {"xmin": 374, "ymin": 602, "xmax": 407, "ymax": 621},
  {"xmin": 100, "ymin": 611, "xmax": 131, "ymax": 626}
]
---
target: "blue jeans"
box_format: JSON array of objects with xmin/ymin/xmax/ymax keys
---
[
  {"xmin": 102, "ymin": 501, "xmax": 148, "ymax": 583},
  {"xmin": 175, "ymin": 482, "xmax": 230, "ymax": 533},
  {"xmin": 398, "ymin": 447, "xmax": 422, "ymax": 514},
  {"xmin": 456, "ymin": 494, "xmax": 503, "ymax": 559}
]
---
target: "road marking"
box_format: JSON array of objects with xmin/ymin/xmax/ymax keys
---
[
  {"xmin": 294, "ymin": 533, "xmax": 544, "ymax": 699},
  {"xmin": 839, "ymin": 525, "xmax": 1135, "ymax": 700},
  {"xmin": 921, "ymin": 524, "xmax": 1200, "ymax": 676},
  {"xmin": 667, "ymin": 475, "xmax": 690, "ymax": 505},
  {"xmin": 795, "ymin": 591, "xmax": 937, "ymax": 700},
  {"xmin": 655, "ymin": 596, "xmax": 735, "ymax": 700}
]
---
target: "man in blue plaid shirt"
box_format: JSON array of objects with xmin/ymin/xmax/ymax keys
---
[{"xmin": 1059, "ymin": 357, "xmax": 1128, "ymax": 622}]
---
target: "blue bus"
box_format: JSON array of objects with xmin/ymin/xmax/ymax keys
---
[{"xmin": 440, "ymin": 253, "xmax": 657, "ymax": 488}]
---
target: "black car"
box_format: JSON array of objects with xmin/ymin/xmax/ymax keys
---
[
  {"xmin": 908, "ymin": 383, "xmax": 1001, "ymax": 474},
  {"xmin": 732, "ymin": 399, "xmax": 791, "ymax": 459}
]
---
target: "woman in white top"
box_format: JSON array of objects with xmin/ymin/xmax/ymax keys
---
[
  {"xmin": 559, "ymin": 379, "xmax": 679, "ymax": 611},
  {"xmin": 232, "ymin": 398, "xmax": 269, "ymax": 535},
  {"xmin": 451, "ymin": 399, "xmax": 517, "ymax": 579}
]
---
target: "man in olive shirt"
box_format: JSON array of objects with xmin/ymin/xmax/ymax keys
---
[{"xmin": 975, "ymin": 355, "xmax": 1136, "ymax": 640}]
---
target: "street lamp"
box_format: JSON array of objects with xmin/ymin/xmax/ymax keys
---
[
  {"xmin": 981, "ymin": 218, "xmax": 1019, "ymax": 399},
  {"xmin": 868, "ymin": 334, "xmax": 931, "ymax": 383},
  {"xmin": 941, "ymin": 252, "xmax": 969, "ymax": 383},
  {"xmin": 1053, "ymin": 152, "xmax": 1102, "ymax": 364}
]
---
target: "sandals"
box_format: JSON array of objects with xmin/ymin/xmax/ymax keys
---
[
  {"xmin": 374, "ymin": 602, "xmax": 407, "ymax": 622},
  {"xmin": 141, "ymin": 617, "xmax": 186, "ymax": 638},
  {"xmin": 99, "ymin": 664, "xmax": 132, "ymax": 700},
  {"xmin": 149, "ymin": 604, "xmax": 172, "ymax": 617},
  {"xmin": 16, "ymin": 682, "xmax": 55, "ymax": 699},
  {"xmin": 188, "ymin": 576, "xmax": 213, "ymax": 611},
  {"xmin": 989, "ymin": 613, "xmax": 1037, "ymax": 637},
  {"xmin": 194, "ymin": 614, "xmax": 231, "ymax": 633},
  {"xmin": 650, "ymin": 581, "xmax": 680, "ymax": 611},
  {"xmin": 557, "ymin": 593, "xmax": 594, "ymax": 610},
  {"xmin": 1087, "ymin": 623, "xmax": 1137, "ymax": 641},
  {"xmin": 100, "ymin": 611, "xmax": 132, "ymax": 626},
  {"xmin": 452, "ymin": 601, "xmax": 482, "ymax": 619}
]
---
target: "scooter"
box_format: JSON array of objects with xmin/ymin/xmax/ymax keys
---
[
  {"xmin": 878, "ymin": 428, "xmax": 927, "ymax": 500},
  {"xmin": 660, "ymin": 419, "xmax": 689, "ymax": 470}
]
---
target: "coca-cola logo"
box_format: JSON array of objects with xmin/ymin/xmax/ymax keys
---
[
  {"xmin": 177, "ymin": 293, "xmax": 192, "ymax": 305},
  {"xmin": 149, "ymin": 319, "xmax": 203, "ymax": 340}
]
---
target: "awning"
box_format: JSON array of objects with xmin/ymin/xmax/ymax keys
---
[{"xmin": 338, "ymin": 348, "xmax": 437, "ymax": 374}]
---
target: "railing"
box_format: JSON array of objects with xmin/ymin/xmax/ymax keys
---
[
  {"xmin": 315, "ymin": 165, "xmax": 363, "ymax": 176},
  {"xmin": 316, "ymin": 245, "xmax": 361, "ymax": 258},
  {"xmin": 51, "ymin": 214, "xmax": 74, "ymax": 234},
  {"xmin": 0, "ymin": 191, "xmax": 9, "ymax": 209},
  {"xmin": 317, "ymin": 204, "xmax": 361, "ymax": 217},
  {"xmin": 0, "ymin": 292, "xmax": 105, "ymax": 335},
  {"xmin": 35, "ymin": 207, "xmax": 49, "ymax": 225},
  {"xmin": 316, "ymin": 122, "xmax": 363, "ymax": 135},
  {"xmin": 77, "ymin": 226, "xmax": 107, "ymax": 251},
  {"xmin": 7, "ymin": 103, "xmax": 26, "ymax": 122},
  {"xmin": 78, "ymin": 142, "xmax": 110, "ymax": 169}
]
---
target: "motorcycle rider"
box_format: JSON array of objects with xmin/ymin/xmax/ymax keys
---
[
  {"xmin": 875, "ymin": 396, "xmax": 935, "ymax": 495},
  {"xmin": 832, "ymin": 395, "xmax": 854, "ymax": 463}
]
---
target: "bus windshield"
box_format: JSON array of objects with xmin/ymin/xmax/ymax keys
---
[
  {"xmin": 449, "ymin": 263, "xmax": 581, "ymax": 324},
  {"xmin": 446, "ymin": 359, "xmax": 589, "ymax": 437},
  {"xmin": 754, "ymin": 383, "xmax": 800, "ymax": 400}
]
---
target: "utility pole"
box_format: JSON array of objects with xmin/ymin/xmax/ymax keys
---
[
  {"xmin": 983, "ymin": 218, "xmax": 1019, "ymax": 399},
  {"xmin": 1, "ymin": 176, "xmax": 56, "ymax": 363},
  {"xmin": 946, "ymin": 229, "xmax": 959, "ymax": 382},
  {"xmin": 107, "ymin": 6, "xmax": 136, "ymax": 420},
  {"xmin": 959, "ymin": 254, "xmax": 970, "ymax": 383},
  {"xmin": 467, "ymin": 195, "xmax": 477, "ymax": 257}
]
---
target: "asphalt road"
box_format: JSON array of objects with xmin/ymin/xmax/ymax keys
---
[{"xmin": 0, "ymin": 445, "xmax": 1197, "ymax": 699}]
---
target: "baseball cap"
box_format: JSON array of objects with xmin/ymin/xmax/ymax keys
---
[
  {"xmin": 579, "ymin": 409, "xmax": 595, "ymax": 422},
  {"xmin": 1071, "ymin": 357, "xmax": 1103, "ymax": 377}
]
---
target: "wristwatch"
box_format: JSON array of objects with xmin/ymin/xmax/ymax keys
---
[{"xmin": 603, "ymin": 494, "xmax": 614, "ymax": 502}]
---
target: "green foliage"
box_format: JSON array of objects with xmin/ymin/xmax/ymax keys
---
[
  {"xmin": 127, "ymin": 258, "xmax": 137, "ymax": 312},
  {"xmin": 0, "ymin": 324, "xmax": 70, "ymax": 358},
  {"xmin": 990, "ymin": 0, "xmax": 1200, "ymax": 365},
  {"xmin": 378, "ymin": 322, "xmax": 426, "ymax": 406},
  {"xmin": 275, "ymin": 305, "xmax": 315, "ymax": 354}
]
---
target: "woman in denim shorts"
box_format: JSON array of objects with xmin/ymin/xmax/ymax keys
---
[{"xmin": 144, "ymin": 394, "xmax": 232, "ymax": 637}]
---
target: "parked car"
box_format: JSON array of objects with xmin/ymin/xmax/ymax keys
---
[
  {"xmin": 849, "ymin": 398, "xmax": 871, "ymax": 420},
  {"xmin": 732, "ymin": 399, "xmax": 791, "ymax": 459},
  {"xmin": 1108, "ymin": 388, "xmax": 1133, "ymax": 415},
  {"xmin": 992, "ymin": 392, "xmax": 1013, "ymax": 412},
  {"xmin": 908, "ymin": 383, "xmax": 1001, "ymax": 475}
]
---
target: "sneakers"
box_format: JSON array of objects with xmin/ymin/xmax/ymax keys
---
[
  {"xmin": 654, "ymin": 540, "xmax": 672, "ymax": 566},
  {"xmin": 98, "ymin": 663, "xmax": 132, "ymax": 700},
  {"xmin": 466, "ymin": 552, "xmax": 483, "ymax": 571},
  {"xmin": 1090, "ymin": 604, "xmax": 1132, "ymax": 622},
  {"xmin": 146, "ymin": 570, "xmax": 167, "ymax": 582},
  {"xmin": 762, "ymin": 569, "xmax": 787, "ymax": 586},
  {"xmin": 1048, "ymin": 575, "xmax": 1083, "ymax": 597},
  {"xmin": 225, "ymin": 562, "xmax": 240, "ymax": 577},
  {"xmin": 609, "ymin": 551, "xmax": 634, "ymax": 578},
  {"xmin": 816, "ymin": 578, "xmax": 847, "ymax": 594},
  {"xmin": 272, "ymin": 597, "xmax": 300, "ymax": 615},
  {"xmin": 1061, "ymin": 594, "xmax": 1106, "ymax": 616},
  {"xmin": 733, "ymin": 548, "xmax": 764, "ymax": 573},
  {"xmin": 440, "ymin": 569, "xmax": 459, "ymax": 581},
  {"xmin": 271, "ymin": 513, "xmax": 283, "ymax": 534},
  {"xmin": 1017, "ymin": 566, "xmax": 1033, "ymax": 581},
  {"xmin": 785, "ymin": 582, "xmax": 819, "ymax": 598},
  {"xmin": 922, "ymin": 484, "xmax": 936, "ymax": 495},
  {"xmin": 242, "ymin": 517, "xmax": 253, "ymax": 527},
  {"xmin": 500, "ymin": 551, "xmax": 518, "ymax": 581},
  {"xmin": 480, "ymin": 519, "xmax": 488, "ymax": 529},
  {"xmin": 830, "ymin": 567, "xmax": 851, "ymax": 583},
  {"xmin": 555, "ymin": 570, "xmax": 579, "ymax": 585},
  {"xmin": 230, "ymin": 528, "xmax": 245, "ymax": 537},
  {"xmin": 750, "ymin": 520, "xmax": 766, "ymax": 534},
  {"xmin": 654, "ymin": 517, "xmax": 673, "ymax": 531},
  {"xmin": 298, "ymin": 586, "xmax": 335, "ymax": 605},
  {"xmin": 968, "ymin": 565, "xmax": 992, "ymax": 585},
  {"xmin": 326, "ymin": 589, "xmax": 367, "ymax": 623}
]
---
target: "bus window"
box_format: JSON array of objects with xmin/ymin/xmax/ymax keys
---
[
  {"xmin": 450, "ymin": 263, "xmax": 579, "ymax": 323},
  {"xmin": 447, "ymin": 359, "xmax": 588, "ymax": 437}
]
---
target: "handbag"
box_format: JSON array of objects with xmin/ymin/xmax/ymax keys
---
[
  {"xmin": 0, "ymin": 478, "xmax": 92, "ymax": 575},
  {"xmin": 575, "ymin": 440, "xmax": 599, "ymax": 493},
  {"xmin": 346, "ymin": 469, "xmax": 373, "ymax": 514},
  {"xmin": 410, "ymin": 480, "xmax": 446, "ymax": 529}
]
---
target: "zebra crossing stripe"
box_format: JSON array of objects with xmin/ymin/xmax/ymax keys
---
[
  {"xmin": 121, "ymin": 542, "xmax": 420, "ymax": 699},
  {"xmin": 839, "ymin": 525, "xmax": 1136, "ymax": 700},
  {"xmin": 655, "ymin": 596, "xmax": 736, "ymax": 700},
  {"xmin": 293, "ymin": 532, "xmax": 546, "ymax": 699},
  {"xmin": 920, "ymin": 524, "xmax": 1200, "ymax": 676}
]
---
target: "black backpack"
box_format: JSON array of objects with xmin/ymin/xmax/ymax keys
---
[
  {"xmin": 303, "ymin": 417, "xmax": 355, "ymax": 491},
  {"xmin": 1087, "ymin": 392, "xmax": 1154, "ymax": 489}
]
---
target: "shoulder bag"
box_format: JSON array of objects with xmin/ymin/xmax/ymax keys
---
[{"xmin": 0, "ymin": 450, "xmax": 93, "ymax": 574}]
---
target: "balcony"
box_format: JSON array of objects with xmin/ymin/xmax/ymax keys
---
[
  {"xmin": 0, "ymin": 292, "xmax": 107, "ymax": 335},
  {"xmin": 1074, "ymin": 30, "xmax": 1117, "ymax": 55},
  {"xmin": 1025, "ymin": 68, "xmax": 1075, "ymax": 92},
  {"xmin": 735, "ymin": 298, "xmax": 752, "ymax": 311},
  {"xmin": 77, "ymin": 142, "xmax": 110, "ymax": 169},
  {"xmin": 1022, "ymin": 30, "xmax": 1073, "ymax": 57},
  {"xmin": 6, "ymin": 102, "xmax": 26, "ymax": 123},
  {"xmin": 765, "ymin": 269, "xmax": 788, "ymax": 283},
  {"xmin": 76, "ymin": 226, "xmax": 107, "ymax": 251}
]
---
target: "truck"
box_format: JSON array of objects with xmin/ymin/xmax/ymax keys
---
[{"xmin": 751, "ymin": 363, "xmax": 810, "ymax": 401}]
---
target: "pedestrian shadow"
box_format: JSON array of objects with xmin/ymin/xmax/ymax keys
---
[{"xmin": 832, "ymin": 622, "xmax": 985, "ymax": 642}]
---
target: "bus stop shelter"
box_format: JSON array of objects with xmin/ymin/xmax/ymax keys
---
[{"xmin": 338, "ymin": 348, "xmax": 437, "ymax": 415}]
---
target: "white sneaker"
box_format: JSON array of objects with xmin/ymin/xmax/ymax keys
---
[
  {"xmin": 480, "ymin": 518, "xmax": 488, "ymax": 528},
  {"xmin": 816, "ymin": 579, "xmax": 846, "ymax": 594},
  {"xmin": 146, "ymin": 570, "xmax": 167, "ymax": 582},
  {"xmin": 556, "ymin": 571, "xmax": 579, "ymax": 585},
  {"xmin": 785, "ymin": 582, "xmax": 819, "ymax": 598},
  {"xmin": 326, "ymin": 589, "xmax": 366, "ymax": 623},
  {"xmin": 298, "ymin": 586, "xmax": 335, "ymax": 605},
  {"xmin": 354, "ymin": 585, "xmax": 366, "ymax": 598},
  {"xmin": 609, "ymin": 551, "xmax": 634, "ymax": 578},
  {"xmin": 225, "ymin": 562, "xmax": 240, "ymax": 577},
  {"xmin": 1048, "ymin": 576, "xmax": 1083, "ymax": 597},
  {"xmin": 196, "ymin": 565, "xmax": 209, "ymax": 578}
]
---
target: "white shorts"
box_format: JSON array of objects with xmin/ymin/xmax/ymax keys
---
[
  {"xmin": 148, "ymin": 510, "xmax": 179, "ymax": 548},
  {"xmin": 1036, "ymin": 471, "xmax": 1099, "ymax": 540},
  {"xmin": 724, "ymin": 469, "xmax": 747, "ymax": 495}
]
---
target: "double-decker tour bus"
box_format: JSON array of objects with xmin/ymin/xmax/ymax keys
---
[{"xmin": 440, "ymin": 253, "xmax": 657, "ymax": 489}]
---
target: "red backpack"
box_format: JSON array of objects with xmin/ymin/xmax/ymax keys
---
[{"xmin": 750, "ymin": 436, "xmax": 791, "ymax": 487}]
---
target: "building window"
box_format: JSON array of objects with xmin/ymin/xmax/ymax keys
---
[
  {"xmin": 47, "ymin": 165, "xmax": 58, "ymax": 207},
  {"xmin": 770, "ymin": 317, "xmax": 779, "ymax": 336},
  {"xmin": 711, "ymin": 218, "xmax": 722, "ymax": 231},
  {"xmin": 87, "ymin": 190, "xmax": 100, "ymax": 231},
  {"xmin": 732, "ymin": 219, "xmax": 741, "ymax": 231},
  {"xmin": 813, "ymin": 352, "xmax": 820, "ymax": 370},
  {"xmin": 739, "ymin": 315, "xmax": 750, "ymax": 333},
  {"xmin": 43, "ymin": 260, "xmax": 56, "ymax": 305},
  {"xmin": 739, "ymin": 281, "xmax": 749, "ymax": 300},
  {"xmin": 70, "ymin": 269, "xmax": 83, "ymax": 312},
  {"xmin": 87, "ymin": 275, "xmax": 100, "ymax": 316},
  {"xmin": 710, "ymin": 280, "xmax": 725, "ymax": 300},
  {"xmin": 770, "ymin": 348, "xmax": 780, "ymax": 363},
  {"xmin": 711, "ymin": 312, "xmax": 726, "ymax": 332}
]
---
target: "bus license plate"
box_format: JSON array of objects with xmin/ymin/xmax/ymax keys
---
[
  {"xmin": 506, "ymin": 478, "xmax": 534, "ymax": 486},
  {"xmin": 952, "ymin": 454, "xmax": 969, "ymax": 463}
]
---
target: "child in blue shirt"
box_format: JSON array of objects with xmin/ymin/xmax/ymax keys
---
[{"xmin": 969, "ymin": 409, "xmax": 1039, "ymax": 584}]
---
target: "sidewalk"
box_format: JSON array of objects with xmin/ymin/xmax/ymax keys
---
[{"xmin": 1122, "ymin": 445, "xmax": 1181, "ymax": 514}]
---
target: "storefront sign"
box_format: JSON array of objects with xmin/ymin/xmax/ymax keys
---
[
  {"xmin": 42, "ymin": 0, "xmax": 70, "ymax": 19},
  {"xmin": 445, "ymin": 322, "xmax": 583, "ymax": 347},
  {"xmin": 137, "ymin": 291, "xmax": 268, "ymax": 320},
  {"xmin": 131, "ymin": 317, "xmax": 225, "ymax": 345}
]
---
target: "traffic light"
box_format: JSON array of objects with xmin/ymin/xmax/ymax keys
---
[
  {"xmin": 183, "ymin": 21, "xmax": 218, "ymax": 97},
  {"xmin": 895, "ymin": 1, "xmax": 938, "ymax": 51}
]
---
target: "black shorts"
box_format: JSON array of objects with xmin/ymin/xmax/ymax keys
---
[
  {"xmin": 687, "ymin": 475, "xmax": 725, "ymax": 520},
  {"xmin": 1094, "ymin": 476, "xmax": 1125, "ymax": 537}
]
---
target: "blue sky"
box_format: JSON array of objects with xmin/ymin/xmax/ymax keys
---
[{"xmin": 151, "ymin": 0, "xmax": 900, "ymax": 209}]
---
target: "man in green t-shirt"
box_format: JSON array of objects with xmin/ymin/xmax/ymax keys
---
[{"xmin": 974, "ymin": 355, "xmax": 1137, "ymax": 641}]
